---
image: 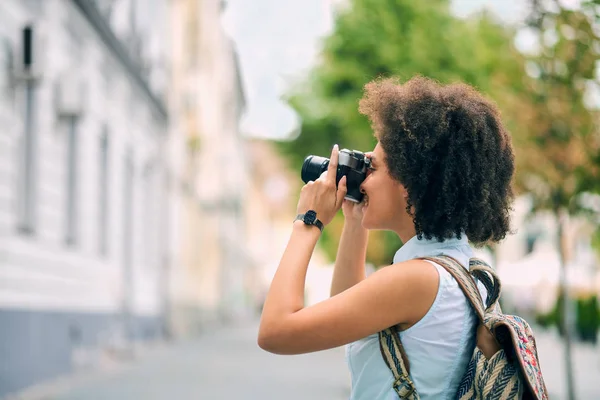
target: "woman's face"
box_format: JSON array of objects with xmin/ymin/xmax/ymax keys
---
[{"xmin": 360, "ymin": 143, "xmax": 410, "ymax": 231}]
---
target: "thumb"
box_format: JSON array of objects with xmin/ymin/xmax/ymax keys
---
[{"xmin": 336, "ymin": 176, "xmax": 347, "ymax": 208}]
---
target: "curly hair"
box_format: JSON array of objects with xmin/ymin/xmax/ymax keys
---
[{"xmin": 358, "ymin": 76, "xmax": 515, "ymax": 245}]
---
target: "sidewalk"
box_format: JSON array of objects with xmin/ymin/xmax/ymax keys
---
[
  {"xmin": 534, "ymin": 327, "xmax": 600, "ymax": 400},
  {"xmin": 5, "ymin": 322, "xmax": 599, "ymax": 400},
  {"xmin": 7, "ymin": 321, "xmax": 350, "ymax": 400}
]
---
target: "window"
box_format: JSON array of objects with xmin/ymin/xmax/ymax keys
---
[
  {"xmin": 99, "ymin": 129, "xmax": 109, "ymax": 255},
  {"xmin": 122, "ymin": 150, "xmax": 135, "ymax": 334},
  {"xmin": 1, "ymin": 37, "xmax": 14, "ymax": 103},
  {"xmin": 65, "ymin": 117, "xmax": 79, "ymax": 245},
  {"xmin": 122, "ymin": 149, "xmax": 134, "ymax": 278},
  {"xmin": 525, "ymin": 233, "xmax": 537, "ymax": 255},
  {"xmin": 17, "ymin": 26, "xmax": 37, "ymax": 233},
  {"xmin": 143, "ymin": 162, "xmax": 154, "ymax": 266}
]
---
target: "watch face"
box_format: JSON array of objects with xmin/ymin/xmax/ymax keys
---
[{"xmin": 304, "ymin": 210, "xmax": 317, "ymax": 224}]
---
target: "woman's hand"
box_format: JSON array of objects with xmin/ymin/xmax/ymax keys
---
[
  {"xmin": 341, "ymin": 199, "xmax": 364, "ymax": 226},
  {"xmin": 340, "ymin": 150, "xmax": 371, "ymax": 226},
  {"xmin": 296, "ymin": 145, "xmax": 347, "ymax": 227}
]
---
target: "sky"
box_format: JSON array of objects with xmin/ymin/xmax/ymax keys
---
[{"xmin": 221, "ymin": 0, "xmax": 530, "ymax": 140}]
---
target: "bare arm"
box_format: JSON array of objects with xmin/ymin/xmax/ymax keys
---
[
  {"xmin": 330, "ymin": 151, "xmax": 373, "ymax": 296},
  {"xmin": 330, "ymin": 217, "xmax": 368, "ymax": 296},
  {"xmin": 259, "ymin": 251, "xmax": 439, "ymax": 354},
  {"xmin": 260, "ymin": 221, "xmax": 321, "ymax": 330}
]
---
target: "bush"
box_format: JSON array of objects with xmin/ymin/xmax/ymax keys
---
[
  {"xmin": 535, "ymin": 293, "xmax": 599, "ymax": 344},
  {"xmin": 576, "ymin": 296, "xmax": 599, "ymax": 344}
]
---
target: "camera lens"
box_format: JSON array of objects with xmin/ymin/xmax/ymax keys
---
[{"xmin": 301, "ymin": 155, "xmax": 329, "ymax": 183}]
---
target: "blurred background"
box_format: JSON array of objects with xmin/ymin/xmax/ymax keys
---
[{"xmin": 0, "ymin": 0, "xmax": 599, "ymax": 399}]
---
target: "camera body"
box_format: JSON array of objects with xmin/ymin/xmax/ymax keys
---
[{"xmin": 301, "ymin": 148, "xmax": 371, "ymax": 203}]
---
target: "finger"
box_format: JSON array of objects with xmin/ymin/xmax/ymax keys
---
[
  {"xmin": 327, "ymin": 144, "xmax": 339, "ymax": 185},
  {"xmin": 318, "ymin": 171, "xmax": 328, "ymax": 181},
  {"xmin": 301, "ymin": 181, "xmax": 314, "ymax": 192},
  {"xmin": 336, "ymin": 176, "xmax": 347, "ymax": 207},
  {"xmin": 338, "ymin": 174, "xmax": 347, "ymax": 191}
]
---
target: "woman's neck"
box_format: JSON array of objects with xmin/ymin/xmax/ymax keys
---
[{"xmin": 394, "ymin": 225, "xmax": 417, "ymax": 245}]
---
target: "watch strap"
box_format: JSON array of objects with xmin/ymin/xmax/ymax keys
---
[{"xmin": 294, "ymin": 213, "xmax": 324, "ymax": 232}]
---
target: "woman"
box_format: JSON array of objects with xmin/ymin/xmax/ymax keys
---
[{"xmin": 258, "ymin": 76, "xmax": 515, "ymax": 399}]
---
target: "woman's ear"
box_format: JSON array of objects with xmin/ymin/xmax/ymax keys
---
[{"xmin": 400, "ymin": 185, "xmax": 409, "ymax": 199}]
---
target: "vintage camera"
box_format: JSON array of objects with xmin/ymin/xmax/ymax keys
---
[{"xmin": 301, "ymin": 148, "xmax": 371, "ymax": 203}]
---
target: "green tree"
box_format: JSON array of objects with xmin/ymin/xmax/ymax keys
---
[
  {"xmin": 280, "ymin": 0, "xmax": 533, "ymax": 265},
  {"xmin": 518, "ymin": 1, "xmax": 600, "ymax": 399}
]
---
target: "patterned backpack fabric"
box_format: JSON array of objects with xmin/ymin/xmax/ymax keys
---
[{"xmin": 378, "ymin": 256, "xmax": 549, "ymax": 400}]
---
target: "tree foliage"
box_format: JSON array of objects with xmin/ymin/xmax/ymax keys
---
[
  {"xmin": 517, "ymin": 0, "xmax": 600, "ymax": 214},
  {"xmin": 279, "ymin": 0, "xmax": 534, "ymax": 265},
  {"xmin": 518, "ymin": 3, "xmax": 600, "ymax": 398}
]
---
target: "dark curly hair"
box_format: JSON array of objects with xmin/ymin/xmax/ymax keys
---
[{"xmin": 358, "ymin": 76, "xmax": 514, "ymax": 245}]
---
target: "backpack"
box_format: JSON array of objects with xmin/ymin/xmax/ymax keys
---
[{"xmin": 378, "ymin": 255, "xmax": 549, "ymax": 400}]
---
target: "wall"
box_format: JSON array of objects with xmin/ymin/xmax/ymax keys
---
[{"xmin": 0, "ymin": 0, "xmax": 169, "ymax": 395}]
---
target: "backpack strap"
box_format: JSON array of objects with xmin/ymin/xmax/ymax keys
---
[
  {"xmin": 378, "ymin": 327, "xmax": 419, "ymax": 399},
  {"xmin": 425, "ymin": 256, "xmax": 505, "ymax": 360},
  {"xmin": 469, "ymin": 259, "xmax": 502, "ymax": 313},
  {"xmin": 419, "ymin": 256, "xmax": 486, "ymax": 321}
]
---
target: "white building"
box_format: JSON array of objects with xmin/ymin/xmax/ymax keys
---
[{"xmin": 0, "ymin": 0, "xmax": 170, "ymax": 396}]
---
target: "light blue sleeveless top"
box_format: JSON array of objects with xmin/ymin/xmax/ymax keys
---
[{"xmin": 345, "ymin": 235, "xmax": 481, "ymax": 400}]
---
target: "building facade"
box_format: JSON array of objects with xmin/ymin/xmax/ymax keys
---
[
  {"xmin": 168, "ymin": 0, "xmax": 252, "ymax": 336},
  {"xmin": 0, "ymin": 0, "xmax": 170, "ymax": 396}
]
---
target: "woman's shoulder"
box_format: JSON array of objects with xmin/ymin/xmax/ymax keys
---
[
  {"xmin": 379, "ymin": 258, "xmax": 440, "ymax": 286},
  {"xmin": 373, "ymin": 259, "xmax": 441, "ymax": 327}
]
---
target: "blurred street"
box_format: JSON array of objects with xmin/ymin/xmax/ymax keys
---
[
  {"xmin": 535, "ymin": 329, "xmax": 600, "ymax": 400},
  {"xmin": 33, "ymin": 321, "xmax": 350, "ymax": 400},
  {"xmin": 5, "ymin": 321, "xmax": 596, "ymax": 400}
]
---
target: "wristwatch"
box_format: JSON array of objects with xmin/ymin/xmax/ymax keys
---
[{"xmin": 294, "ymin": 210, "xmax": 324, "ymax": 232}]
